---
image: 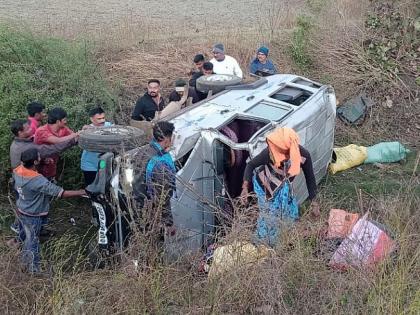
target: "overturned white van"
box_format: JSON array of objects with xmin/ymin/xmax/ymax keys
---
[{"xmin": 81, "ymin": 74, "xmax": 337, "ymax": 253}]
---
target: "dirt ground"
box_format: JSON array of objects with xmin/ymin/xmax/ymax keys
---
[{"xmin": 0, "ymin": 0, "xmax": 277, "ymax": 38}]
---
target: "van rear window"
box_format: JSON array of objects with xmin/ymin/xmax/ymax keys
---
[{"xmin": 270, "ymin": 86, "xmax": 313, "ymax": 106}]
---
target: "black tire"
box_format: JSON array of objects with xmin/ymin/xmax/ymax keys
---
[
  {"xmin": 196, "ymin": 74, "xmax": 242, "ymax": 94},
  {"xmin": 86, "ymin": 239, "xmax": 106, "ymax": 269},
  {"xmin": 78, "ymin": 125, "xmax": 147, "ymax": 153}
]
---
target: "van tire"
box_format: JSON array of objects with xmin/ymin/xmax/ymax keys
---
[
  {"xmin": 78, "ymin": 125, "xmax": 147, "ymax": 153},
  {"xmin": 196, "ymin": 74, "xmax": 242, "ymax": 94}
]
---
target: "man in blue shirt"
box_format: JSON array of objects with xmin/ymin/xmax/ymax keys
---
[
  {"xmin": 132, "ymin": 121, "xmax": 176, "ymax": 244},
  {"xmin": 80, "ymin": 107, "xmax": 112, "ymax": 186},
  {"xmin": 249, "ymin": 46, "xmax": 277, "ymax": 76}
]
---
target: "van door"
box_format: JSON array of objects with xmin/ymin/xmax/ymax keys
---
[
  {"xmin": 169, "ymin": 137, "xmax": 216, "ymax": 253},
  {"xmin": 213, "ymin": 139, "xmax": 226, "ymax": 208}
]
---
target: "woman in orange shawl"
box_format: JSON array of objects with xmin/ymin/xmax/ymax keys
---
[{"xmin": 241, "ymin": 127, "xmax": 320, "ymax": 216}]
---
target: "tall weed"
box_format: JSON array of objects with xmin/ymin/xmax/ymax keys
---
[{"xmin": 289, "ymin": 15, "xmax": 313, "ymax": 72}]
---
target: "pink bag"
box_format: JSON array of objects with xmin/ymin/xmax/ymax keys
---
[
  {"xmin": 327, "ymin": 209, "xmax": 360, "ymax": 239},
  {"xmin": 329, "ymin": 213, "xmax": 396, "ymax": 270}
]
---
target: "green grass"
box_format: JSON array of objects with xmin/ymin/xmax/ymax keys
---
[
  {"xmin": 320, "ymin": 152, "xmax": 418, "ymax": 209},
  {"xmin": 0, "ymin": 25, "xmax": 117, "ymax": 187}
]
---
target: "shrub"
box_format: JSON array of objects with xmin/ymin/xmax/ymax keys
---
[
  {"xmin": 289, "ymin": 15, "xmax": 313, "ymax": 72},
  {"xmin": 365, "ymin": 1, "xmax": 418, "ymax": 78},
  {"xmin": 0, "ymin": 26, "xmax": 117, "ymax": 187}
]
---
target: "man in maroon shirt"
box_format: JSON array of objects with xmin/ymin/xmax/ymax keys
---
[
  {"xmin": 27, "ymin": 102, "xmax": 47, "ymax": 136},
  {"xmin": 34, "ymin": 107, "xmax": 78, "ymax": 180}
]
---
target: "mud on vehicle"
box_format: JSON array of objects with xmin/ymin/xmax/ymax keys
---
[{"xmin": 79, "ymin": 74, "xmax": 337, "ymax": 256}]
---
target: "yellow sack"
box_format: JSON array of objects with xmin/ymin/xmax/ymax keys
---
[
  {"xmin": 208, "ymin": 241, "xmax": 271, "ymax": 279},
  {"xmin": 329, "ymin": 144, "xmax": 367, "ymax": 174}
]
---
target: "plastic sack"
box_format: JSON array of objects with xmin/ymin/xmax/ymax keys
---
[
  {"xmin": 364, "ymin": 142, "xmax": 410, "ymax": 164},
  {"xmin": 253, "ymin": 177, "xmax": 298, "ymax": 246},
  {"xmin": 208, "ymin": 241, "xmax": 270, "ymax": 279},
  {"xmin": 329, "ymin": 214, "xmax": 396, "ymax": 270},
  {"xmin": 326, "ymin": 209, "xmax": 360, "ymax": 239},
  {"xmin": 329, "ymin": 144, "xmax": 367, "ymax": 174}
]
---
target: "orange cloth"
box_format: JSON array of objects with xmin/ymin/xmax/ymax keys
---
[{"xmin": 266, "ymin": 127, "xmax": 301, "ymax": 177}]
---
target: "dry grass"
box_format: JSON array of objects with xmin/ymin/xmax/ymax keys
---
[
  {"xmin": 303, "ymin": 0, "xmax": 420, "ymax": 147},
  {"xmin": 1, "ymin": 175, "xmax": 418, "ymax": 314}
]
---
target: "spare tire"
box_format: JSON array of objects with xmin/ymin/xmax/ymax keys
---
[
  {"xmin": 196, "ymin": 74, "xmax": 242, "ymax": 94},
  {"xmin": 78, "ymin": 125, "xmax": 147, "ymax": 153}
]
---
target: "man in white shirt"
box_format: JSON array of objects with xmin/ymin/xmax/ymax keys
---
[{"xmin": 210, "ymin": 43, "xmax": 243, "ymax": 79}]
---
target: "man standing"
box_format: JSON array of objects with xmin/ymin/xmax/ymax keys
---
[
  {"xmin": 27, "ymin": 102, "xmax": 47, "ymax": 136},
  {"xmin": 131, "ymin": 79, "xmax": 165, "ymax": 121},
  {"xmin": 8, "ymin": 119, "xmax": 77, "ymax": 236},
  {"xmin": 249, "ymin": 46, "xmax": 277, "ymax": 76},
  {"xmin": 80, "ymin": 107, "xmax": 112, "ymax": 186},
  {"xmin": 132, "ymin": 121, "xmax": 176, "ymax": 246},
  {"xmin": 13, "ymin": 148, "xmax": 86, "ymax": 273},
  {"xmin": 168, "ymin": 79, "xmax": 189, "ymax": 103},
  {"xmin": 189, "ymin": 54, "xmax": 205, "ymax": 87},
  {"xmin": 194, "ymin": 62, "xmax": 215, "ymax": 101},
  {"xmin": 168, "ymin": 78, "xmax": 200, "ymax": 105},
  {"xmin": 210, "ymin": 43, "xmax": 243, "ymax": 78},
  {"xmin": 34, "ymin": 107, "xmax": 76, "ymax": 180},
  {"xmin": 193, "ymin": 54, "xmax": 205, "ymax": 72},
  {"xmin": 10, "ymin": 119, "xmax": 76, "ymax": 170}
]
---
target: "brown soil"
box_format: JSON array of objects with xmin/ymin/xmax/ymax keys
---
[{"xmin": 0, "ymin": 0, "xmax": 275, "ymax": 38}]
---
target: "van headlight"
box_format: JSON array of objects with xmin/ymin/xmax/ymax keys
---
[{"xmin": 125, "ymin": 168, "xmax": 134, "ymax": 185}]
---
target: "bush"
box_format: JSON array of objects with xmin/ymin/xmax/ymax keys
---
[
  {"xmin": 0, "ymin": 26, "xmax": 117, "ymax": 187},
  {"xmin": 289, "ymin": 15, "xmax": 313, "ymax": 72},
  {"xmin": 365, "ymin": 1, "xmax": 418, "ymax": 77}
]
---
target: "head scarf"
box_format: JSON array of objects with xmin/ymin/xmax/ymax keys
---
[{"xmin": 266, "ymin": 127, "xmax": 301, "ymax": 177}]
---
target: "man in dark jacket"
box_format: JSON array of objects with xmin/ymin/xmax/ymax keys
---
[
  {"xmin": 13, "ymin": 148, "xmax": 85, "ymax": 273},
  {"xmin": 131, "ymin": 79, "xmax": 166, "ymax": 121},
  {"xmin": 132, "ymin": 121, "xmax": 176, "ymax": 244},
  {"xmin": 194, "ymin": 62, "xmax": 215, "ymax": 101}
]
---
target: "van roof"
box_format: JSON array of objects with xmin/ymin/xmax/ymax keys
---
[{"xmin": 170, "ymin": 74, "xmax": 322, "ymax": 139}]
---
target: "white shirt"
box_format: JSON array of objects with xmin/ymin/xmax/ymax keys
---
[{"xmin": 210, "ymin": 55, "xmax": 243, "ymax": 78}]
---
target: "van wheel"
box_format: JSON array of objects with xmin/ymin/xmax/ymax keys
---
[
  {"xmin": 78, "ymin": 125, "xmax": 147, "ymax": 153},
  {"xmin": 196, "ymin": 74, "xmax": 242, "ymax": 94}
]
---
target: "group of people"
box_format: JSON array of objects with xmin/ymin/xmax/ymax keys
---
[
  {"xmin": 7, "ymin": 43, "xmax": 320, "ymax": 275},
  {"xmin": 131, "ymin": 43, "xmax": 277, "ymax": 122},
  {"xmin": 8, "ymin": 103, "xmax": 116, "ymax": 273}
]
